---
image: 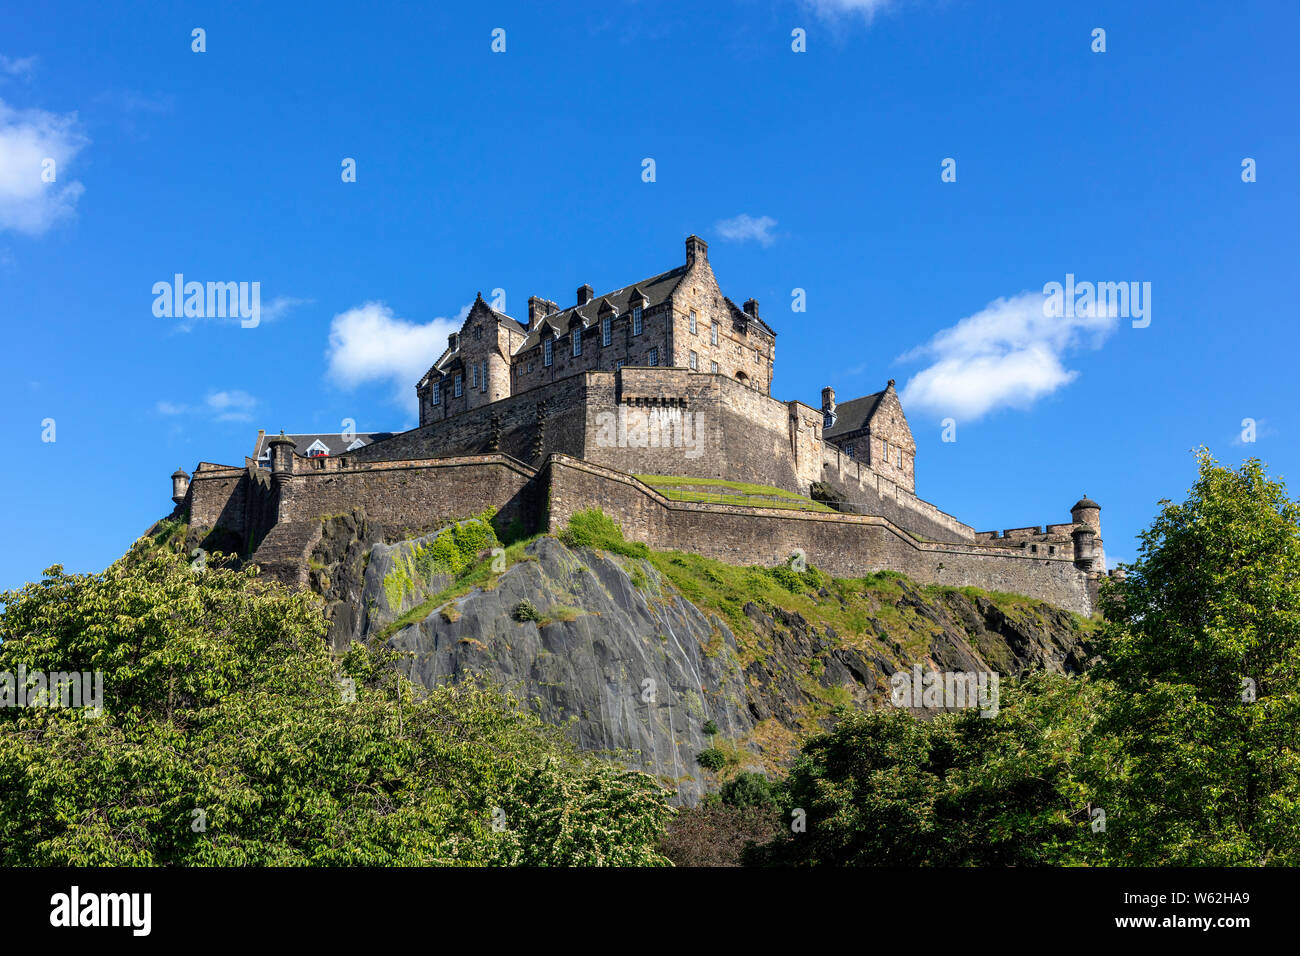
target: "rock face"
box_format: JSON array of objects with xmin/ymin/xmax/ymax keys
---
[{"xmin": 304, "ymin": 522, "xmax": 1094, "ymax": 805}]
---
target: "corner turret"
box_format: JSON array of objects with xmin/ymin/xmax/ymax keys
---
[{"xmin": 171, "ymin": 467, "xmax": 190, "ymax": 505}]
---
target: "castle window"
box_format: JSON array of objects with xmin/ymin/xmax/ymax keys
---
[
  {"xmin": 473, "ymin": 326, "xmax": 481, "ymax": 341},
  {"xmin": 845, "ymin": 443, "xmax": 855, "ymax": 457},
  {"xmin": 689, "ymin": 310, "xmax": 697, "ymax": 334},
  {"xmin": 572, "ymin": 328, "xmax": 582, "ymax": 357},
  {"xmin": 1031, "ymin": 544, "xmax": 1039, "ymax": 554},
  {"xmin": 615, "ymin": 360, "xmax": 625, "ymax": 371},
  {"xmin": 632, "ymin": 307, "xmax": 643, "ymax": 336},
  {"xmin": 1049, "ymin": 545, "xmax": 1056, "ymax": 555},
  {"xmin": 897, "ymin": 447, "xmax": 902, "ymax": 467},
  {"xmin": 647, "ymin": 348, "xmax": 658, "ymax": 366},
  {"xmin": 454, "ymin": 374, "xmax": 463, "ymax": 398},
  {"xmin": 480, "ymin": 360, "xmax": 488, "ymax": 391},
  {"xmin": 710, "ymin": 361, "xmax": 718, "ymax": 373},
  {"xmin": 471, "ymin": 364, "xmax": 478, "ymax": 389},
  {"xmin": 883, "ymin": 439, "xmax": 889, "ymax": 460},
  {"xmin": 602, "ymin": 316, "xmax": 611, "ymax": 346},
  {"xmin": 432, "ymin": 382, "xmax": 441, "ymax": 405},
  {"xmin": 689, "ymin": 351, "xmax": 698, "ymax": 370},
  {"xmin": 544, "ymin": 337, "xmax": 553, "ymax": 366},
  {"xmin": 711, "ymin": 324, "xmax": 718, "ymax": 345}
]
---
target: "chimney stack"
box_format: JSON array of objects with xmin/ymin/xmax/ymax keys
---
[
  {"xmin": 821, "ymin": 386, "xmax": 836, "ymax": 416},
  {"xmin": 577, "ymin": 284, "xmax": 594, "ymax": 306},
  {"xmin": 743, "ymin": 298, "xmax": 760, "ymax": 320},
  {"xmin": 448, "ymin": 331, "xmax": 459, "ymax": 352},
  {"xmin": 686, "ymin": 235, "xmax": 708, "ymax": 266},
  {"xmin": 528, "ymin": 296, "xmax": 557, "ymax": 331}
]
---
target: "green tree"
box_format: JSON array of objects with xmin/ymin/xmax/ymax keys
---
[
  {"xmin": 0, "ymin": 541, "xmax": 673, "ymax": 866},
  {"xmin": 1087, "ymin": 452, "xmax": 1300, "ymax": 864}
]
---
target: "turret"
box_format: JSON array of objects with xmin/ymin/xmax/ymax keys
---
[
  {"xmin": 267, "ymin": 431, "xmax": 297, "ymax": 477},
  {"xmin": 1070, "ymin": 496, "xmax": 1103, "ymax": 572},
  {"xmin": 171, "ymin": 467, "xmax": 190, "ymax": 504},
  {"xmin": 1070, "ymin": 495, "xmax": 1101, "ymax": 534}
]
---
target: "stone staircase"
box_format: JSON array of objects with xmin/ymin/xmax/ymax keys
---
[{"xmin": 249, "ymin": 521, "xmax": 323, "ymax": 587}]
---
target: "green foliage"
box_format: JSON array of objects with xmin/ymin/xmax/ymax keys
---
[
  {"xmin": 696, "ymin": 748, "xmax": 728, "ymax": 771},
  {"xmin": 512, "ymin": 600, "xmax": 542, "ymax": 623},
  {"xmin": 749, "ymin": 673, "xmax": 1100, "ymax": 866},
  {"xmin": 559, "ymin": 509, "xmax": 649, "ymax": 558},
  {"xmin": 702, "ymin": 719, "xmax": 719, "ymax": 737},
  {"xmin": 0, "ymin": 545, "xmax": 673, "ymax": 866},
  {"xmin": 720, "ymin": 772, "xmax": 777, "ymax": 809},
  {"xmin": 1086, "ymin": 452, "xmax": 1300, "ymax": 865},
  {"xmin": 382, "ymin": 514, "xmax": 499, "ymax": 611}
]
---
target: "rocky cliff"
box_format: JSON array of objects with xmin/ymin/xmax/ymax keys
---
[{"xmin": 296, "ymin": 510, "xmax": 1095, "ymax": 805}]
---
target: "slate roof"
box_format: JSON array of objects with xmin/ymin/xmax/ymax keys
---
[
  {"xmin": 252, "ymin": 431, "xmax": 397, "ymax": 460},
  {"xmin": 822, "ymin": 390, "xmax": 885, "ymax": 439},
  {"xmin": 513, "ymin": 265, "xmax": 689, "ymax": 354}
]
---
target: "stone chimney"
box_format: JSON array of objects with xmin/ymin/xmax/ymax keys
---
[
  {"xmin": 171, "ymin": 467, "xmax": 190, "ymax": 505},
  {"xmin": 821, "ymin": 386, "xmax": 836, "ymax": 416},
  {"xmin": 743, "ymin": 298, "xmax": 760, "ymax": 321},
  {"xmin": 527, "ymin": 296, "xmax": 557, "ymax": 331},
  {"xmin": 577, "ymin": 284, "xmax": 594, "ymax": 306},
  {"xmin": 448, "ymin": 331, "xmax": 459, "ymax": 352},
  {"xmin": 686, "ymin": 234, "xmax": 708, "ymax": 266}
]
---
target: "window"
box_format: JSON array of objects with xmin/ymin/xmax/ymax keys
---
[
  {"xmin": 454, "ymin": 374, "xmax": 463, "ymax": 398},
  {"xmin": 432, "ymin": 382, "xmax": 441, "ymax": 405},
  {"xmin": 572, "ymin": 328, "xmax": 582, "ymax": 357},
  {"xmin": 470, "ymin": 364, "xmax": 478, "ymax": 389},
  {"xmin": 481, "ymin": 360, "xmax": 488, "ymax": 391},
  {"xmin": 615, "ymin": 360, "xmax": 625, "ymax": 371},
  {"xmin": 601, "ymin": 316, "xmax": 611, "ymax": 346},
  {"xmin": 689, "ymin": 310, "xmax": 697, "ymax": 334},
  {"xmin": 897, "ymin": 448, "xmax": 902, "ymax": 467},
  {"xmin": 473, "ymin": 326, "xmax": 482, "ymax": 341},
  {"xmin": 710, "ymin": 361, "xmax": 718, "ymax": 374},
  {"xmin": 1049, "ymin": 545, "xmax": 1056, "ymax": 555},
  {"xmin": 544, "ymin": 337, "xmax": 553, "ymax": 366},
  {"xmin": 689, "ymin": 351, "xmax": 698, "ymax": 370},
  {"xmin": 647, "ymin": 348, "xmax": 658, "ymax": 366},
  {"xmin": 632, "ymin": 306, "xmax": 643, "ymax": 335},
  {"xmin": 882, "ymin": 439, "xmax": 889, "ymax": 460},
  {"xmin": 711, "ymin": 324, "xmax": 718, "ymax": 345},
  {"xmin": 845, "ymin": 443, "xmax": 855, "ymax": 458}
]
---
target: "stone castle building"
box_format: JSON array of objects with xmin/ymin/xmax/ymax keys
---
[{"xmin": 171, "ymin": 236, "xmax": 1112, "ymax": 615}]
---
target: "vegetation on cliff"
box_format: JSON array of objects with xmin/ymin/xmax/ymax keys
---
[{"xmin": 0, "ymin": 544, "xmax": 673, "ymax": 866}]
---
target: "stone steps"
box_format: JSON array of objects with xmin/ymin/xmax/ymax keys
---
[{"xmin": 250, "ymin": 521, "xmax": 323, "ymax": 587}]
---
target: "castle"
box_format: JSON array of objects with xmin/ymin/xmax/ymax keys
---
[{"xmin": 171, "ymin": 236, "xmax": 1112, "ymax": 616}]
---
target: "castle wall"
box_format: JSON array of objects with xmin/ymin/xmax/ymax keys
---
[
  {"xmin": 818, "ymin": 445, "xmax": 974, "ymax": 544},
  {"xmin": 544, "ymin": 456, "xmax": 1095, "ymax": 617}
]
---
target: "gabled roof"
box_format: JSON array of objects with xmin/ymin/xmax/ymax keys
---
[
  {"xmin": 418, "ymin": 294, "xmax": 526, "ymax": 386},
  {"xmin": 252, "ymin": 431, "xmax": 397, "ymax": 460},
  {"xmin": 722, "ymin": 296, "xmax": 776, "ymax": 337},
  {"xmin": 513, "ymin": 265, "xmax": 688, "ymax": 354},
  {"xmin": 822, "ymin": 390, "xmax": 886, "ymax": 439}
]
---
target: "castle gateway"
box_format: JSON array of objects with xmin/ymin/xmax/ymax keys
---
[{"xmin": 171, "ymin": 236, "xmax": 1114, "ymax": 616}]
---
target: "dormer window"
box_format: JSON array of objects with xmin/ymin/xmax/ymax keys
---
[
  {"xmin": 601, "ymin": 315, "xmax": 611, "ymax": 346},
  {"xmin": 823, "ymin": 412, "xmax": 836, "ymax": 429},
  {"xmin": 632, "ymin": 307, "xmax": 643, "ymax": 336},
  {"xmin": 305, "ymin": 439, "xmax": 330, "ymax": 457},
  {"xmin": 544, "ymin": 337, "xmax": 553, "ymax": 366}
]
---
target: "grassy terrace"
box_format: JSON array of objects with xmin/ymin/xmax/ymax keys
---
[{"xmin": 633, "ymin": 475, "xmax": 837, "ymax": 513}]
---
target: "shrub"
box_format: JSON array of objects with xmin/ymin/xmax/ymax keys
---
[
  {"xmin": 512, "ymin": 600, "xmax": 542, "ymax": 623},
  {"xmin": 696, "ymin": 748, "xmax": 727, "ymax": 771}
]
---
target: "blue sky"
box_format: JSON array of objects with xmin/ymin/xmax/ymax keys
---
[{"xmin": 2, "ymin": 0, "xmax": 1296, "ymax": 590}]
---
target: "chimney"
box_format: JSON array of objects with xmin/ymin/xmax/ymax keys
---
[
  {"xmin": 528, "ymin": 296, "xmax": 557, "ymax": 331},
  {"xmin": 448, "ymin": 331, "xmax": 459, "ymax": 352},
  {"xmin": 577, "ymin": 284, "xmax": 594, "ymax": 306},
  {"xmin": 821, "ymin": 387, "xmax": 836, "ymax": 416},
  {"xmin": 686, "ymin": 235, "xmax": 708, "ymax": 266},
  {"xmin": 743, "ymin": 298, "xmax": 760, "ymax": 320}
]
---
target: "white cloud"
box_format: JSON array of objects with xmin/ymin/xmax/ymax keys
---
[
  {"xmin": 716, "ymin": 214, "xmax": 778, "ymax": 247},
  {"xmin": 325, "ymin": 301, "xmax": 469, "ymax": 414},
  {"xmin": 260, "ymin": 295, "xmax": 312, "ymax": 322},
  {"xmin": 155, "ymin": 390, "xmax": 259, "ymax": 423},
  {"xmin": 0, "ymin": 55, "xmax": 37, "ymax": 81},
  {"xmin": 206, "ymin": 390, "xmax": 258, "ymax": 422},
  {"xmin": 801, "ymin": 0, "xmax": 898, "ymax": 21},
  {"xmin": 0, "ymin": 98, "xmax": 88, "ymax": 235},
  {"xmin": 899, "ymin": 291, "xmax": 1117, "ymax": 422}
]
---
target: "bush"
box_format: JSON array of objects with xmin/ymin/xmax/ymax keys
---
[
  {"xmin": 696, "ymin": 748, "xmax": 727, "ymax": 771},
  {"xmin": 720, "ymin": 772, "xmax": 776, "ymax": 809},
  {"xmin": 702, "ymin": 719, "xmax": 719, "ymax": 737},
  {"xmin": 512, "ymin": 600, "xmax": 542, "ymax": 623}
]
